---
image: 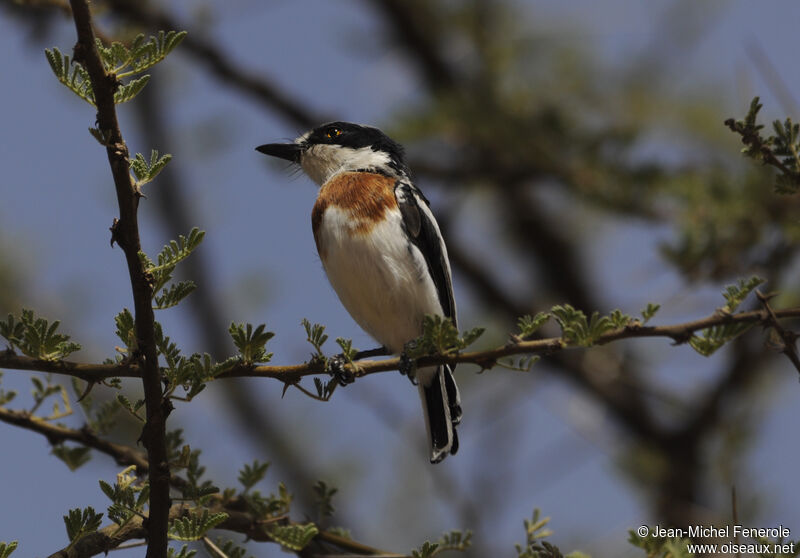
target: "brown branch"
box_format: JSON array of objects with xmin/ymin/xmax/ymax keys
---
[
  {"xmin": 0, "ymin": 406, "xmax": 149, "ymax": 470},
  {"xmin": 757, "ymin": 290, "xmax": 800, "ymax": 374},
  {"xmin": 5, "ymin": 306, "xmax": 800, "ymax": 382},
  {"xmin": 0, "ymin": 407, "xmax": 394, "ymax": 556},
  {"xmin": 66, "ymin": 1, "xmax": 170, "ymax": 555}
]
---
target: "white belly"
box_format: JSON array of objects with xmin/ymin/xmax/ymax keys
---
[{"xmin": 317, "ymin": 206, "xmax": 443, "ymax": 353}]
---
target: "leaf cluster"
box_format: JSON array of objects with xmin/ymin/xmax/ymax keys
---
[
  {"xmin": 99, "ymin": 465, "xmax": 150, "ymax": 527},
  {"xmin": 229, "ymin": 322, "xmax": 275, "ymax": 364},
  {"xmin": 63, "ymin": 506, "xmax": 103, "ymax": 547},
  {"xmin": 0, "ymin": 309, "xmax": 81, "ymax": 360},
  {"xmin": 45, "ymin": 31, "xmax": 186, "ymax": 107},
  {"xmin": 168, "ymin": 509, "xmax": 228, "ymax": 541},
  {"xmin": 140, "ymin": 227, "xmax": 205, "ymax": 308},
  {"xmin": 0, "ymin": 542, "xmax": 17, "ymax": 558},
  {"xmin": 406, "ymin": 315, "xmax": 484, "ymax": 359},
  {"xmin": 722, "ymin": 276, "xmax": 765, "ymax": 313},
  {"xmin": 725, "ymin": 97, "xmax": 800, "ymax": 193},
  {"xmin": 550, "ymin": 305, "xmax": 632, "ymax": 346},
  {"xmin": 412, "ymin": 531, "xmax": 473, "ymax": 557}
]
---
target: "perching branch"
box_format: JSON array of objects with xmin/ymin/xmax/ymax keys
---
[
  {"xmin": 4, "ymin": 305, "xmax": 800, "ymax": 384},
  {"xmin": 66, "ymin": 1, "xmax": 170, "ymax": 556}
]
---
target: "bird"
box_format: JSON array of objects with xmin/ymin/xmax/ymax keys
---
[{"xmin": 256, "ymin": 121, "xmax": 461, "ymax": 463}]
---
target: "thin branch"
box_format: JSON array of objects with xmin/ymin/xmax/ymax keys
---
[
  {"xmin": 5, "ymin": 305, "xmax": 800, "ymax": 383},
  {"xmin": 66, "ymin": 1, "xmax": 170, "ymax": 555},
  {"xmin": 0, "ymin": 406, "xmax": 148, "ymax": 469},
  {"xmin": 757, "ymin": 290, "xmax": 800, "ymax": 374}
]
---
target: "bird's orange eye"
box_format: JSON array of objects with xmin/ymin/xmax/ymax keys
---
[{"xmin": 326, "ymin": 128, "xmax": 342, "ymax": 139}]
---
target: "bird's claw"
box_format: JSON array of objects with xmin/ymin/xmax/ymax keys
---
[
  {"xmin": 399, "ymin": 343, "xmax": 418, "ymax": 386},
  {"xmin": 328, "ymin": 354, "xmax": 356, "ymax": 386}
]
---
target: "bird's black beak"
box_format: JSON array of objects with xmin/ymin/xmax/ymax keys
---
[{"xmin": 255, "ymin": 142, "xmax": 303, "ymax": 163}]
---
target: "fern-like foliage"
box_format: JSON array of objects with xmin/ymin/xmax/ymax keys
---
[
  {"xmin": 0, "ymin": 541, "xmax": 18, "ymax": 558},
  {"xmin": 140, "ymin": 228, "xmax": 205, "ymax": 295},
  {"xmin": 154, "ymin": 281, "xmax": 197, "ymax": 310},
  {"xmin": 722, "ymin": 276, "xmax": 764, "ymax": 313},
  {"xmin": 46, "ymin": 31, "xmax": 186, "ymax": 107},
  {"xmin": 302, "ymin": 318, "xmax": 329, "ymax": 359},
  {"xmin": 725, "ymin": 97, "xmax": 800, "ymax": 193},
  {"xmin": 238, "ymin": 460, "xmax": 270, "ymax": 494},
  {"xmin": 52, "ymin": 445, "xmax": 92, "ymax": 471},
  {"xmin": 0, "ymin": 373, "xmax": 17, "ymax": 406},
  {"xmin": 131, "ymin": 149, "xmax": 173, "ymax": 189},
  {"xmin": 312, "ymin": 480, "xmax": 338, "ymax": 520},
  {"xmin": 44, "ymin": 48, "xmax": 94, "ymax": 105},
  {"xmin": 229, "ymin": 323, "xmax": 275, "ymax": 364},
  {"xmin": 640, "ymin": 302, "xmax": 661, "ymax": 324},
  {"xmin": 167, "ymin": 545, "xmax": 197, "ymax": 558},
  {"xmin": 63, "ymin": 506, "xmax": 103, "ymax": 545},
  {"xmin": 550, "ymin": 305, "xmax": 631, "ymax": 346},
  {"xmin": 0, "ymin": 309, "xmax": 81, "ymax": 360},
  {"xmin": 168, "ymin": 509, "xmax": 228, "ymax": 541},
  {"xmin": 517, "ymin": 313, "xmax": 550, "ymax": 340},
  {"xmin": 406, "ymin": 315, "xmax": 484, "ymax": 358},
  {"xmin": 267, "ymin": 523, "xmax": 319, "ymax": 552},
  {"xmin": 689, "ymin": 322, "xmax": 754, "ymax": 356}
]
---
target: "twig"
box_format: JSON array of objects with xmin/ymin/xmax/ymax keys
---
[
  {"xmin": 756, "ymin": 290, "xmax": 800, "ymax": 374},
  {"xmin": 65, "ymin": 1, "xmax": 171, "ymax": 555},
  {"xmin": 4, "ymin": 305, "xmax": 800, "ymax": 383}
]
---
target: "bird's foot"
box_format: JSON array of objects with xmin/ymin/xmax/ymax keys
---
[
  {"xmin": 399, "ymin": 341, "xmax": 418, "ymax": 386},
  {"xmin": 327, "ymin": 354, "xmax": 356, "ymax": 386}
]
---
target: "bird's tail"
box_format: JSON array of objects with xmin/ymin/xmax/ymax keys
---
[{"xmin": 418, "ymin": 364, "xmax": 461, "ymax": 463}]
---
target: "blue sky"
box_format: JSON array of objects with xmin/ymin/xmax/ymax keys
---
[{"xmin": 2, "ymin": 1, "xmax": 800, "ymax": 556}]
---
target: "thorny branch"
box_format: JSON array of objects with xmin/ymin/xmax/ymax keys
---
[
  {"xmin": 66, "ymin": 0, "xmax": 170, "ymax": 556},
  {"xmin": 0, "ymin": 407, "xmax": 397, "ymax": 557},
  {"xmin": 3, "ymin": 305, "xmax": 800, "ymax": 384}
]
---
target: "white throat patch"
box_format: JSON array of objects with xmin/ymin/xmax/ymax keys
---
[{"xmin": 299, "ymin": 143, "xmax": 392, "ymax": 185}]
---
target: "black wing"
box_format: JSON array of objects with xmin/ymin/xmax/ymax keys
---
[{"xmin": 395, "ymin": 180, "xmax": 457, "ymax": 327}]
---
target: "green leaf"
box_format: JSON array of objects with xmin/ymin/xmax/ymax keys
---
[
  {"xmin": 154, "ymin": 280, "xmax": 196, "ymax": 310},
  {"xmin": 689, "ymin": 322, "xmax": 754, "ymax": 356},
  {"xmin": 114, "ymin": 308, "xmax": 136, "ymax": 352},
  {"xmin": 412, "ymin": 541, "xmax": 440, "ymax": 558},
  {"xmin": 640, "ymin": 303, "xmax": 661, "ymax": 324},
  {"xmin": 335, "ymin": 337, "xmax": 358, "ymax": 362},
  {"xmin": 407, "ymin": 315, "xmax": 484, "ymax": 358},
  {"xmin": 130, "ymin": 149, "xmax": 173, "ymax": 186},
  {"xmin": 167, "ymin": 545, "xmax": 198, "ymax": 558},
  {"xmin": 517, "ymin": 313, "xmax": 550, "ymax": 340},
  {"xmin": 148, "ymin": 228, "xmax": 205, "ymax": 275},
  {"xmin": 128, "ymin": 30, "xmax": 188, "ymax": 75},
  {"xmin": 45, "ymin": 47, "xmax": 95, "ymax": 106},
  {"xmin": 238, "ymin": 460, "xmax": 270, "ymax": 493},
  {"xmin": 312, "ymin": 480, "xmax": 338, "ymax": 519},
  {"xmin": 114, "ymin": 74, "xmax": 150, "ymax": 103},
  {"xmin": 52, "ymin": 445, "xmax": 92, "ymax": 471},
  {"xmin": 0, "ymin": 541, "xmax": 18, "ymax": 558},
  {"xmin": 267, "ymin": 523, "xmax": 319, "ymax": 551},
  {"xmin": 4, "ymin": 309, "xmax": 81, "ymax": 360},
  {"xmin": 168, "ymin": 509, "xmax": 228, "ymax": 541},
  {"xmin": 63, "ymin": 507, "xmax": 103, "ymax": 544},
  {"xmin": 302, "ymin": 318, "xmax": 328, "ymax": 357},
  {"xmin": 722, "ymin": 276, "xmax": 765, "ymax": 313},
  {"xmin": 229, "ymin": 323, "xmax": 274, "ymax": 364}
]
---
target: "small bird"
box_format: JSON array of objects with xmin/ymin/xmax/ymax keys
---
[{"xmin": 257, "ymin": 122, "xmax": 461, "ymax": 463}]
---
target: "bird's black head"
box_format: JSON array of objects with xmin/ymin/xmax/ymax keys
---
[{"xmin": 256, "ymin": 121, "xmax": 409, "ymax": 184}]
